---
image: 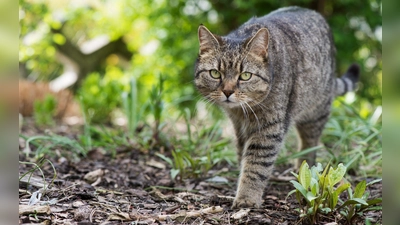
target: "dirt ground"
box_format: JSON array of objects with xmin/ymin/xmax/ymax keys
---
[{"xmin": 19, "ymin": 119, "xmax": 382, "ymax": 225}]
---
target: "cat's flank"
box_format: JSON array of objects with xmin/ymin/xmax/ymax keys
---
[{"xmin": 194, "ymin": 6, "xmax": 359, "ymax": 209}]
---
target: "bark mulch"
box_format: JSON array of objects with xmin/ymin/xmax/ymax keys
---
[{"xmin": 18, "ymin": 121, "xmax": 382, "ymax": 225}]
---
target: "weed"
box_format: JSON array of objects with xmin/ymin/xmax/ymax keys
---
[
  {"xmin": 277, "ymin": 99, "xmax": 382, "ymax": 178},
  {"xmin": 33, "ymin": 95, "xmax": 56, "ymax": 127},
  {"xmin": 337, "ymin": 179, "xmax": 382, "ymax": 224},
  {"xmin": 149, "ymin": 74, "xmax": 166, "ymax": 142},
  {"xmin": 20, "ymin": 133, "xmax": 87, "ymax": 162},
  {"xmin": 19, "ymin": 158, "xmax": 57, "ymax": 192},
  {"xmin": 79, "ymin": 96, "xmax": 92, "ymax": 150},
  {"xmin": 157, "ymin": 111, "xmax": 234, "ymax": 181},
  {"xmin": 122, "ymin": 77, "xmax": 141, "ymax": 134},
  {"xmin": 323, "ymin": 100, "xmax": 382, "ymax": 176},
  {"xmin": 288, "ymin": 161, "xmax": 382, "ymax": 224}
]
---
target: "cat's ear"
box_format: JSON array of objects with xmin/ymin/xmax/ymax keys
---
[
  {"xmin": 198, "ymin": 25, "xmax": 221, "ymax": 56},
  {"xmin": 245, "ymin": 28, "xmax": 269, "ymax": 59}
]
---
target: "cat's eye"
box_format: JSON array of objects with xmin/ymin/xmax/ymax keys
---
[
  {"xmin": 209, "ymin": 70, "xmax": 221, "ymax": 79},
  {"xmin": 239, "ymin": 72, "xmax": 252, "ymax": 81}
]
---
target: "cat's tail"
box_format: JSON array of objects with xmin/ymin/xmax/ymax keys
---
[{"xmin": 334, "ymin": 64, "xmax": 360, "ymax": 96}]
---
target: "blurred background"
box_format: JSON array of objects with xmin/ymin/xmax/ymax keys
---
[{"xmin": 19, "ymin": 0, "xmax": 381, "ymax": 124}]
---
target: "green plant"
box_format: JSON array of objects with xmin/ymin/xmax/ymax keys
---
[
  {"xmin": 288, "ymin": 161, "xmax": 381, "ymax": 224},
  {"xmin": 19, "ymin": 158, "xmax": 57, "ymax": 193},
  {"xmin": 337, "ymin": 179, "xmax": 382, "ymax": 224},
  {"xmin": 122, "ymin": 77, "xmax": 141, "ymax": 134},
  {"xmin": 148, "ymin": 74, "xmax": 166, "ymax": 142},
  {"xmin": 21, "ymin": 133, "xmax": 87, "ymax": 162},
  {"xmin": 33, "ymin": 94, "xmax": 57, "ymax": 126},
  {"xmin": 323, "ymin": 100, "xmax": 382, "ymax": 177},
  {"xmin": 78, "ymin": 71, "xmax": 126, "ymax": 123},
  {"xmin": 157, "ymin": 112, "xmax": 235, "ymax": 181}
]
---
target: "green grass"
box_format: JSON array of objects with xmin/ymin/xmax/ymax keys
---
[
  {"xmin": 20, "ymin": 133, "xmax": 87, "ymax": 162},
  {"xmin": 157, "ymin": 110, "xmax": 236, "ymax": 180},
  {"xmin": 278, "ymin": 98, "xmax": 382, "ymax": 178},
  {"xmin": 19, "ymin": 158, "xmax": 57, "ymax": 192},
  {"xmin": 322, "ymin": 100, "xmax": 382, "ymax": 177}
]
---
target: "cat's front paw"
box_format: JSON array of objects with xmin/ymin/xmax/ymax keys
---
[{"xmin": 232, "ymin": 195, "xmax": 262, "ymax": 209}]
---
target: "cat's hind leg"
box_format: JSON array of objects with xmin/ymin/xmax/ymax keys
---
[{"xmin": 295, "ymin": 110, "xmax": 330, "ymax": 168}]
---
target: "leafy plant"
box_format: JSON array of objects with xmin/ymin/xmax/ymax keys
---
[
  {"xmin": 148, "ymin": 74, "xmax": 166, "ymax": 142},
  {"xmin": 276, "ymin": 98, "xmax": 382, "ymax": 178},
  {"xmin": 289, "ymin": 161, "xmax": 382, "ymax": 224},
  {"xmin": 122, "ymin": 77, "xmax": 141, "ymax": 134},
  {"xmin": 338, "ymin": 179, "xmax": 382, "ymax": 224},
  {"xmin": 78, "ymin": 72, "xmax": 126, "ymax": 123},
  {"xmin": 157, "ymin": 113, "xmax": 235, "ymax": 181},
  {"xmin": 20, "ymin": 133, "xmax": 87, "ymax": 162},
  {"xmin": 323, "ymin": 100, "xmax": 382, "ymax": 177},
  {"xmin": 33, "ymin": 94, "xmax": 57, "ymax": 126}
]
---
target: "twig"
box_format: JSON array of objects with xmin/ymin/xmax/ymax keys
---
[
  {"xmin": 157, "ymin": 206, "xmax": 224, "ymax": 221},
  {"xmin": 150, "ymin": 187, "xmax": 185, "ymax": 204},
  {"xmin": 231, "ymin": 208, "xmax": 250, "ymax": 220}
]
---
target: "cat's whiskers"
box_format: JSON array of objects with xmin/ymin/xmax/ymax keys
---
[
  {"xmin": 239, "ymin": 102, "xmax": 249, "ymax": 119},
  {"xmin": 243, "ymin": 101, "xmax": 262, "ymax": 135},
  {"xmin": 192, "ymin": 93, "xmax": 217, "ymax": 116},
  {"xmin": 249, "ymin": 99, "xmax": 269, "ymax": 112}
]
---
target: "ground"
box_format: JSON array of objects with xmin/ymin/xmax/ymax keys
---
[{"xmin": 19, "ymin": 119, "xmax": 382, "ymax": 225}]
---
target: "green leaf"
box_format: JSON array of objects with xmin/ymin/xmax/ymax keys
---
[
  {"xmin": 156, "ymin": 153, "xmax": 173, "ymax": 166},
  {"xmin": 290, "ymin": 180, "xmax": 308, "ymax": 200},
  {"xmin": 310, "ymin": 178, "xmax": 319, "ymax": 195},
  {"xmin": 306, "ymin": 191, "xmax": 317, "ymax": 202},
  {"xmin": 359, "ymin": 198, "xmax": 382, "ymax": 211},
  {"xmin": 366, "ymin": 179, "xmax": 382, "ymax": 186},
  {"xmin": 320, "ymin": 207, "xmax": 331, "ymax": 214},
  {"xmin": 170, "ymin": 169, "xmax": 180, "ymax": 180},
  {"xmin": 335, "ymin": 182, "xmax": 351, "ymax": 195},
  {"xmin": 354, "ymin": 180, "xmax": 366, "ymax": 199},
  {"xmin": 347, "ymin": 186, "xmax": 353, "ymax": 199},
  {"xmin": 328, "ymin": 163, "xmax": 347, "ymax": 188},
  {"xmin": 366, "ymin": 198, "xmax": 382, "ymax": 205},
  {"xmin": 341, "ymin": 198, "xmax": 369, "ymax": 208},
  {"xmin": 310, "ymin": 163, "xmax": 323, "ymax": 179},
  {"xmin": 331, "ymin": 193, "xmax": 339, "ymax": 209},
  {"xmin": 318, "ymin": 162, "xmax": 330, "ymax": 188},
  {"xmin": 299, "ymin": 161, "xmax": 311, "ymax": 189}
]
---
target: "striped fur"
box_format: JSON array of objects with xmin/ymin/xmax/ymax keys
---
[
  {"xmin": 334, "ymin": 64, "xmax": 360, "ymax": 95},
  {"xmin": 194, "ymin": 6, "xmax": 359, "ymax": 209}
]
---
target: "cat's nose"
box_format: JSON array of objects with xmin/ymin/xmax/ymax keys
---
[{"xmin": 222, "ymin": 90, "xmax": 234, "ymax": 98}]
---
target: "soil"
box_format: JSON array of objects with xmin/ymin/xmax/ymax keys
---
[{"xmin": 19, "ymin": 119, "xmax": 382, "ymax": 225}]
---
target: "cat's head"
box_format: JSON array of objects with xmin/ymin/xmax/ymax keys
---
[{"xmin": 194, "ymin": 25, "xmax": 272, "ymax": 109}]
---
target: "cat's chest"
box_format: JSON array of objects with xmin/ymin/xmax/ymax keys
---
[{"xmin": 228, "ymin": 109, "xmax": 258, "ymax": 132}]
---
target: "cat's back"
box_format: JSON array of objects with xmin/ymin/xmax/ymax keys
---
[{"xmin": 228, "ymin": 6, "xmax": 332, "ymax": 48}]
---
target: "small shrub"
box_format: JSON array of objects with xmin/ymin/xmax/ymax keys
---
[
  {"xmin": 289, "ymin": 161, "xmax": 382, "ymax": 224},
  {"xmin": 78, "ymin": 72, "xmax": 126, "ymax": 123}
]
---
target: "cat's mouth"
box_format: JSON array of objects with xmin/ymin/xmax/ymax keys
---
[{"xmin": 220, "ymin": 99, "xmax": 241, "ymax": 108}]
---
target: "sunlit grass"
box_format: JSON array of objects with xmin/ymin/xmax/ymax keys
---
[{"xmin": 278, "ymin": 98, "xmax": 382, "ymax": 178}]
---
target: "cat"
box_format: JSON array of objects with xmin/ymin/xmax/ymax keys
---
[{"xmin": 194, "ymin": 6, "xmax": 359, "ymax": 209}]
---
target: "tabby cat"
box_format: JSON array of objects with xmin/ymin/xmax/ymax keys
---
[{"xmin": 194, "ymin": 6, "xmax": 359, "ymax": 208}]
